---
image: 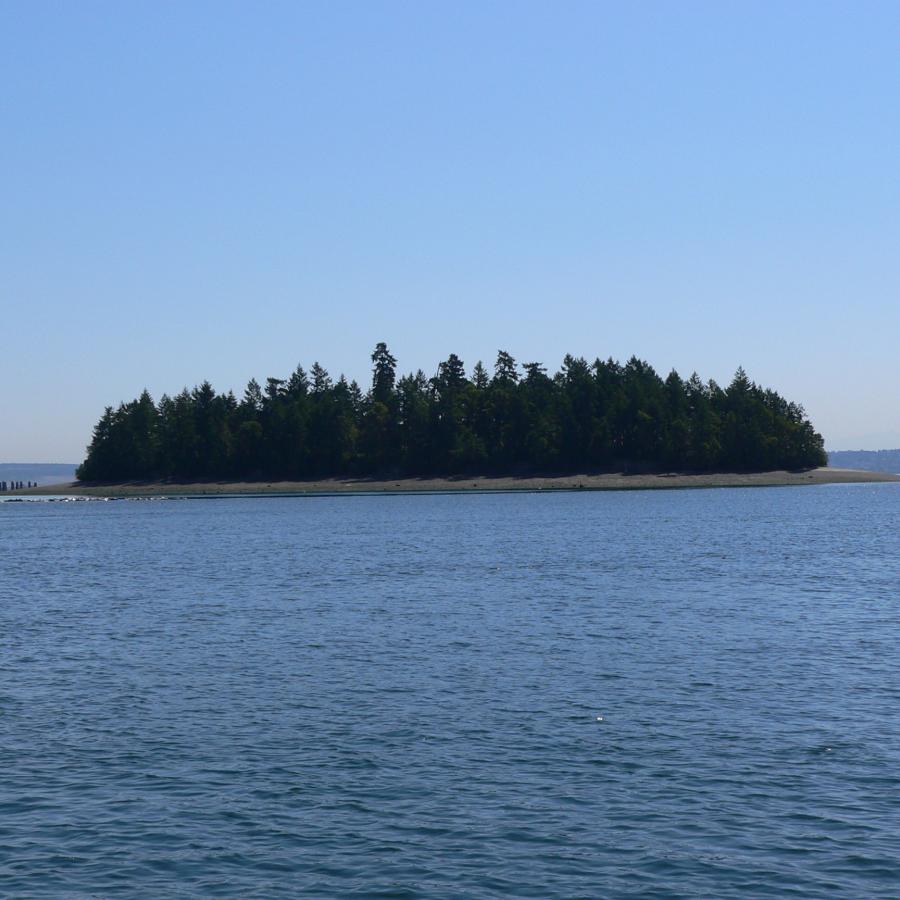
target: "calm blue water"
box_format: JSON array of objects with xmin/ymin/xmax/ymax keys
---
[{"xmin": 2, "ymin": 486, "xmax": 899, "ymax": 897}]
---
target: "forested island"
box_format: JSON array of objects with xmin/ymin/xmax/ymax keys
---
[{"xmin": 77, "ymin": 344, "xmax": 826, "ymax": 483}]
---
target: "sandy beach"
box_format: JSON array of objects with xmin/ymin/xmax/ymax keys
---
[{"xmin": 11, "ymin": 467, "xmax": 898, "ymax": 498}]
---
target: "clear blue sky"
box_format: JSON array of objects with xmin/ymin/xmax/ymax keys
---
[{"xmin": 2, "ymin": 1, "xmax": 898, "ymax": 461}]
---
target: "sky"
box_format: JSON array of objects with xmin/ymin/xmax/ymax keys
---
[{"xmin": 2, "ymin": 1, "xmax": 898, "ymax": 462}]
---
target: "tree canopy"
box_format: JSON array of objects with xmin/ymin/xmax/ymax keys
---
[{"xmin": 76, "ymin": 345, "xmax": 826, "ymax": 482}]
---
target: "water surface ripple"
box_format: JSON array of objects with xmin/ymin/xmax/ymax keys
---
[{"xmin": 2, "ymin": 486, "xmax": 899, "ymax": 897}]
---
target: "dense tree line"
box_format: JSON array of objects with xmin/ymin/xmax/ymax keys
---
[{"xmin": 76, "ymin": 344, "xmax": 826, "ymax": 482}]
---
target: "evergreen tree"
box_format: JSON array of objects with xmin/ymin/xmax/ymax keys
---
[
  {"xmin": 371, "ymin": 343, "xmax": 397, "ymax": 405},
  {"xmin": 77, "ymin": 345, "xmax": 828, "ymax": 481}
]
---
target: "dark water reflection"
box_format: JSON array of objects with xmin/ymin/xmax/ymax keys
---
[{"xmin": 1, "ymin": 485, "xmax": 899, "ymax": 897}]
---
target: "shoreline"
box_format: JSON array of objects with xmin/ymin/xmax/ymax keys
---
[{"xmin": 10, "ymin": 467, "xmax": 899, "ymax": 498}]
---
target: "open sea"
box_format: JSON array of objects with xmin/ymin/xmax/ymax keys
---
[{"xmin": 1, "ymin": 485, "xmax": 898, "ymax": 897}]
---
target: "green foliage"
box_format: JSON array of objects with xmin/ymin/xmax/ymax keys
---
[{"xmin": 77, "ymin": 347, "xmax": 828, "ymax": 482}]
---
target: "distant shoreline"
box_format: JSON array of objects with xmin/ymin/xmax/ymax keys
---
[{"xmin": 11, "ymin": 467, "xmax": 899, "ymax": 498}]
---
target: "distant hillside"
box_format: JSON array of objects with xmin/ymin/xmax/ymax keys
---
[
  {"xmin": 0, "ymin": 464, "xmax": 78, "ymax": 486},
  {"xmin": 828, "ymin": 449, "xmax": 900, "ymax": 474}
]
